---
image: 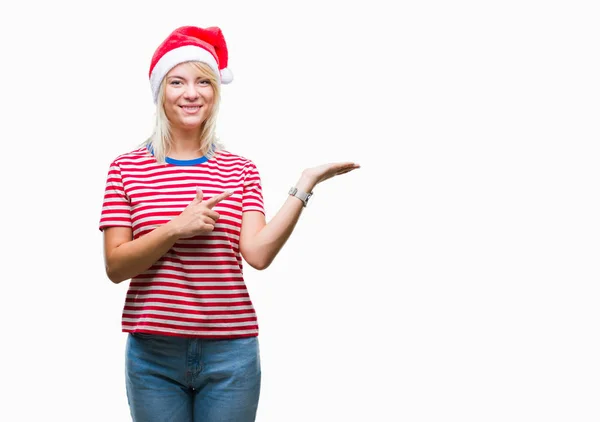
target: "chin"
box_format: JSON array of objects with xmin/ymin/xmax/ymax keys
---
[{"xmin": 179, "ymin": 117, "xmax": 205, "ymax": 128}]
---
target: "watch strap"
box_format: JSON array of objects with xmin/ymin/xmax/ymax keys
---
[{"xmin": 288, "ymin": 187, "xmax": 313, "ymax": 207}]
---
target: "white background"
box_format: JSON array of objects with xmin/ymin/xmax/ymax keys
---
[{"xmin": 1, "ymin": 0, "xmax": 598, "ymax": 421}]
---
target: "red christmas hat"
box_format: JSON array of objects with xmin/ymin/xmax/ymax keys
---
[{"xmin": 149, "ymin": 26, "xmax": 233, "ymax": 103}]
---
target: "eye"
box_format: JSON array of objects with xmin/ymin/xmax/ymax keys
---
[
  {"xmin": 169, "ymin": 80, "xmax": 182, "ymax": 86},
  {"xmin": 198, "ymin": 79, "xmax": 210, "ymax": 86}
]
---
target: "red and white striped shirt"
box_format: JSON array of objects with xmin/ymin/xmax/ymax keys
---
[{"xmin": 99, "ymin": 147, "xmax": 264, "ymax": 338}]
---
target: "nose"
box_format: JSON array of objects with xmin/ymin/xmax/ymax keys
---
[{"xmin": 183, "ymin": 83, "xmax": 200, "ymax": 100}]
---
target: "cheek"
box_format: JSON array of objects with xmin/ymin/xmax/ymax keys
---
[
  {"xmin": 205, "ymin": 95, "xmax": 217, "ymax": 113},
  {"xmin": 164, "ymin": 89, "xmax": 179, "ymax": 105},
  {"xmin": 205, "ymin": 97, "xmax": 215, "ymax": 110},
  {"xmin": 163, "ymin": 93, "xmax": 180, "ymax": 119},
  {"xmin": 203, "ymin": 86, "xmax": 215, "ymax": 101}
]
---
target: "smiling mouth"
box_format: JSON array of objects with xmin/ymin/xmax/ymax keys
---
[{"xmin": 180, "ymin": 105, "xmax": 202, "ymax": 112}]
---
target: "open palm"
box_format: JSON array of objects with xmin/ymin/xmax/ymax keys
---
[{"xmin": 302, "ymin": 162, "xmax": 360, "ymax": 186}]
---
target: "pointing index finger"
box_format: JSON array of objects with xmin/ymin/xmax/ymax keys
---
[{"xmin": 204, "ymin": 190, "xmax": 233, "ymax": 209}]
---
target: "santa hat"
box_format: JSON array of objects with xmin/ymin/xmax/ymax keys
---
[{"xmin": 149, "ymin": 26, "xmax": 233, "ymax": 103}]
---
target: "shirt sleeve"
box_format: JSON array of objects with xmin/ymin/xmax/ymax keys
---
[
  {"xmin": 99, "ymin": 161, "xmax": 132, "ymax": 231},
  {"xmin": 242, "ymin": 161, "xmax": 265, "ymax": 215}
]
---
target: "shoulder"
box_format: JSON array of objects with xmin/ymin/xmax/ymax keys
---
[
  {"xmin": 214, "ymin": 150, "xmax": 260, "ymax": 170},
  {"xmin": 109, "ymin": 147, "xmax": 153, "ymax": 167},
  {"xmin": 111, "ymin": 147, "xmax": 151, "ymax": 163}
]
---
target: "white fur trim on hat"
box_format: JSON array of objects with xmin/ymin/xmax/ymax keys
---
[
  {"xmin": 220, "ymin": 68, "xmax": 233, "ymax": 84},
  {"xmin": 150, "ymin": 45, "xmax": 220, "ymax": 103}
]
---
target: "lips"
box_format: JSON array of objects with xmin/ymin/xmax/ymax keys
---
[{"xmin": 180, "ymin": 105, "xmax": 202, "ymax": 113}]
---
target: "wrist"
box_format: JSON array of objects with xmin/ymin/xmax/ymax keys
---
[
  {"xmin": 164, "ymin": 219, "xmax": 183, "ymax": 240},
  {"xmin": 295, "ymin": 173, "xmax": 316, "ymax": 193}
]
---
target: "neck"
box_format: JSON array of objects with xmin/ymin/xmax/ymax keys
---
[{"xmin": 168, "ymin": 127, "xmax": 207, "ymax": 159}]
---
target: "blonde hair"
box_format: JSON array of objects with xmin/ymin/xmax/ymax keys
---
[{"xmin": 144, "ymin": 61, "xmax": 223, "ymax": 164}]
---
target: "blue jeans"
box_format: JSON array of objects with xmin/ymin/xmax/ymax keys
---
[{"xmin": 125, "ymin": 333, "xmax": 261, "ymax": 422}]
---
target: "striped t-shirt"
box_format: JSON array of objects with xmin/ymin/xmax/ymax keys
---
[{"xmin": 99, "ymin": 147, "xmax": 264, "ymax": 338}]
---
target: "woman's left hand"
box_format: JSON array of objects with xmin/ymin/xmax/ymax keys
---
[{"xmin": 301, "ymin": 162, "xmax": 360, "ymax": 187}]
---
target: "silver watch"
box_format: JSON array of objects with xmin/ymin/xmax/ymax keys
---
[{"xmin": 288, "ymin": 187, "xmax": 313, "ymax": 207}]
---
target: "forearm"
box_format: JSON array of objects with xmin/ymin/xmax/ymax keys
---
[
  {"xmin": 248, "ymin": 175, "xmax": 316, "ymax": 269},
  {"xmin": 106, "ymin": 222, "xmax": 180, "ymax": 283}
]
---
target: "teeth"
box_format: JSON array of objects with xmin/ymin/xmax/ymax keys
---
[{"xmin": 183, "ymin": 106, "xmax": 199, "ymax": 111}]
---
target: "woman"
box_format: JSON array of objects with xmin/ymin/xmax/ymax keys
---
[{"xmin": 99, "ymin": 25, "xmax": 359, "ymax": 422}]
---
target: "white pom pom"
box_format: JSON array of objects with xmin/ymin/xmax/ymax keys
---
[{"xmin": 220, "ymin": 68, "xmax": 233, "ymax": 84}]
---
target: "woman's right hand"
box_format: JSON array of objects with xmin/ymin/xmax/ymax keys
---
[{"xmin": 170, "ymin": 187, "xmax": 232, "ymax": 238}]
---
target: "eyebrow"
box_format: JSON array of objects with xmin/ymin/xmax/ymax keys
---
[{"xmin": 167, "ymin": 75, "xmax": 208, "ymax": 81}]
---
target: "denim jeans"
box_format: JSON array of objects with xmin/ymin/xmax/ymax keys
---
[{"xmin": 125, "ymin": 333, "xmax": 261, "ymax": 422}]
